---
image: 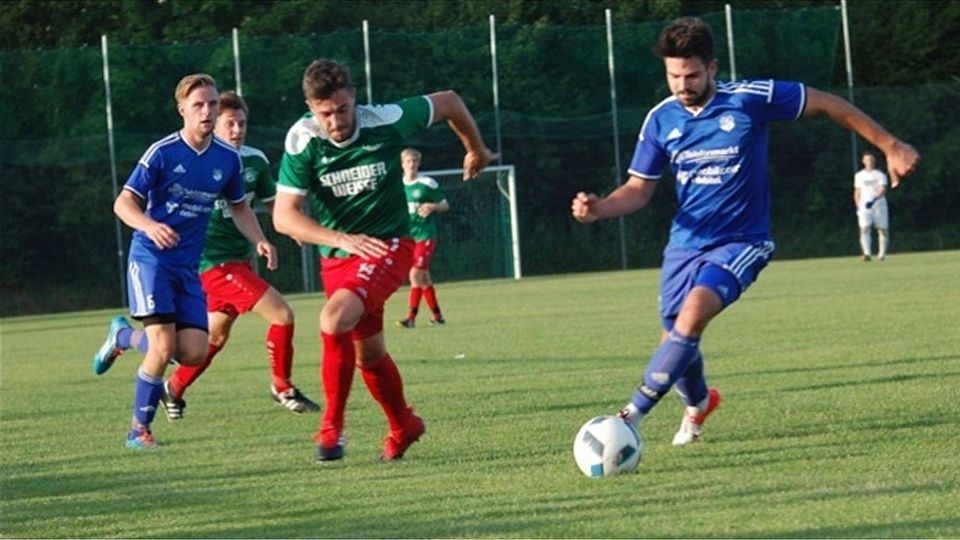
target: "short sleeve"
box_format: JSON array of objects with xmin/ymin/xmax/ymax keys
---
[{"xmin": 627, "ymin": 118, "xmax": 668, "ymax": 180}]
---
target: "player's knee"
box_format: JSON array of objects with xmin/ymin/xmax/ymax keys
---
[
  {"xmin": 319, "ymin": 309, "xmax": 358, "ymax": 335},
  {"xmin": 177, "ymin": 347, "xmax": 207, "ymax": 365},
  {"xmin": 208, "ymin": 330, "xmax": 229, "ymax": 348},
  {"xmin": 694, "ymin": 264, "xmax": 741, "ymax": 310}
]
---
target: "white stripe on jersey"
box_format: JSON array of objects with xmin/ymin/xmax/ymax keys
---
[
  {"xmin": 725, "ymin": 241, "xmax": 775, "ymax": 281},
  {"xmin": 129, "ymin": 261, "xmax": 148, "ymax": 316},
  {"xmin": 138, "ymin": 132, "xmax": 180, "ymax": 168},
  {"xmin": 717, "ymin": 79, "xmax": 774, "ymax": 101},
  {"xmin": 638, "ymin": 95, "xmax": 679, "ymax": 142},
  {"xmin": 276, "ymin": 184, "xmax": 308, "ymax": 196}
]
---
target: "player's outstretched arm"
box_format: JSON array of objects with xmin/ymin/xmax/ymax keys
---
[
  {"xmin": 114, "ymin": 189, "xmax": 179, "ymax": 249},
  {"xmin": 571, "ymin": 176, "xmax": 658, "ymax": 224},
  {"xmin": 427, "ymin": 90, "xmax": 498, "ymax": 180},
  {"xmin": 803, "ymin": 87, "xmax": 920, "ymax": 187}
]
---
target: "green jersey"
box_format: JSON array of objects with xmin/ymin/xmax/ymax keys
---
[
  {"xmin": 403, "ymin": 175, "xmax": 447, "ymax": 241},
  {"xmin": 278, "ymin": 96, "xmax": 432, "ymax": 258},
  {"xmin": 199, "ymin": 144, "xmax": 276, "ymax": 272}
]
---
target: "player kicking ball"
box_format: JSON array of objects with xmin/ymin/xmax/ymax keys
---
[{"xmin": 572, "ymin": 18, "xmax": 918, "ymax": 447}]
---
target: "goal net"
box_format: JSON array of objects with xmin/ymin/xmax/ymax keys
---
[{"xmin": 419, "ymin": 165, "xmax": 521, "ymax": 282}]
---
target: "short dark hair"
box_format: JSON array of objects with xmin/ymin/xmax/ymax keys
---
[
  {"xmin": 302, "ymin": 59, "xmax": 354, "ymax": 100},
  {"xmin": 654, "ymin": 17, "xmax": 715, "ymax": 61},
  {"xmin": 218, "ymin": 90, "xmax": 248, "ymax": 116}
]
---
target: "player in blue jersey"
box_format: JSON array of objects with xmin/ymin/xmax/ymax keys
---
[
  {"xmin": 92, "ymin": 73, "xmax": 277, "ymax": 449},
  {"xmin": 571, "ymin": 17, "xmax": 919, "ymax": 447}
]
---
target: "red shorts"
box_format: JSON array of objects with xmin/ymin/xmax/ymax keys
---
[
  {"xmin": 320, "ymin": 237, "xmax": 414, "ymax": 339},
  {"xmin": 200, "ymin": 261, "xmax": 271, "ymax": 317},
  {"xmin": 412, "ymin": 239, "xmax": 438, "ymax": 270}
]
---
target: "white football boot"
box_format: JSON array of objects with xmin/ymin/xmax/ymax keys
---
[{"xmin": 672, "ymin": 387, "xmax": 722, "ymax": 446}]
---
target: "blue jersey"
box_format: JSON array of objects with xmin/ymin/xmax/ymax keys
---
[
  {"xmin": 124, "ymin": 132, "xmax": 246, "ymax": 267},
  {"xmin": 628, "ymin": 79, "xmax": 806, "ymax": 250}
]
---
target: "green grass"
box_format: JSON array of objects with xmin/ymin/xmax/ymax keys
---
[{"xmin": 2, "ymin": 251, "xmax": 959, "ymax": 538}]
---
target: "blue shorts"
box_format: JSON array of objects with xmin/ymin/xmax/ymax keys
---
[
  {"xmin": 126, "ymin": 258, "xmax": 208, "ymax": 331},
  {"xmin": 659, "ymin": 241, "xmax": 775, "ymax": 325}
]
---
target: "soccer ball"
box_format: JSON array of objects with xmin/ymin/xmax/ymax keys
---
[{"xmin": 573, "ymin": 415, "xmax": 642, "ymax": 477}]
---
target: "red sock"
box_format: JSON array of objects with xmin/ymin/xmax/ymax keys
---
[
  {"xmin": 423, "ymin": 286, "xmax": 441, "ymax": 317},
  {"xmin": 407, "ymin": 286, "xmax": 422, "ymax": 320},
  {"xmin": 317, "ymin": 332, "xmax": 356, "ymax": 447},
  {"xmin": 266, "ymin": 324, "xmax": 294, "ymax": 393},
  {"xmin": 360, "ymin": 354, "xmax": 410, "ymax": 433},
  {"xmin": 168, "ymin": 342, "xmax": 222, "ymax": 398}
]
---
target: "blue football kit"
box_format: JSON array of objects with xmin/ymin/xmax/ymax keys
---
[
  {"xmin": 625, "ymin": 79, "xmax": 807, "ymax": 414},
  {"xmin": 629, "ymin": 79, "xmax": 806, "ymax": 321},
  {"xmin": 123, "ymin": 132, "xmax": 245, "ymax": 329}
]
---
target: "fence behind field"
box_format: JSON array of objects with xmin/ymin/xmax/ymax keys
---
[{"xmin": 2, "ymin": 6, "xmax": 957, "ymax": 316}]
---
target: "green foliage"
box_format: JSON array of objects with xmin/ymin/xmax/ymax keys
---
[
  {"xmin": 2, "ymin": 252, "xmax": 959, "ymax": 537},
  {"xmin": 1, "ymin": 4, "xmax": 958, "ymax": 315}
]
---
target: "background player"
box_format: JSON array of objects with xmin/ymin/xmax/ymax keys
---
[
  {"xmin": 854, "ymin": 150, "xmax": 890, "ymax": 261},
  {"xmin": 571, "ymin": 17, "xmax": 918, "ymax": 448},
  {"xmin": 92, "ymin": 74, "xmax": 276, "ymax": 449},
  {"xmin": 272, "ymin": 58, "xmax": 496, "ymax": 462},
  {"xmin": 396, "ymin": 147, "xmax": 450, "ymax": 329}
]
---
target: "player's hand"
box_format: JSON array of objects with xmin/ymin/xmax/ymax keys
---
[
  {"xmin": 462, "ymin": 147, "xmax": 499, "ymax": 181},
  {"xmin": 335, "ymin": 232, "xmax": 389, "ymax": 260},
  {"xmin": 144, "ymin": 222, "xmax": 180, "ymax": 250},
  {"xmin": 256, "ymin": 241, "xmax": 278, "ymax": 271},
  {"xmin": 885, "ymin": 140, "xmax": 920, "ymax": 188},
  {"xmin": 571, "ymin": 192, "xmax": 601, "ymax": 223},
  {"xmin": 417, "ymin": 203, "xmax": 435, "ymax": 218},
  {"xmin": 865, "ymin": 199, "xmax": 875, "ymax": 210}
]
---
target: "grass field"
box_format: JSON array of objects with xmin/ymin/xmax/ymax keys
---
[{"xmin": 2, "ymin": 251, "xmax": 959, "ymax": 538}]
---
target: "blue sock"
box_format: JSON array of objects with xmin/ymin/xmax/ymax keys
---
[
  {"xmin": 118, "ymin": 328, "xmax": 149, "ymax": 354},
  {"xmin": 675, "ymin": 350, "xmax": 708, "ymax": 407},
  {"xmin": 631, "ymin": 330, "xmax": 701, "ymax": 414},
  {"xmin": 132, "ymin": 368, "xmax": 164, "ymax": 427},
  {"xmin": 117, "ymin": 327, "xmax": 133, "ymax": 349}
]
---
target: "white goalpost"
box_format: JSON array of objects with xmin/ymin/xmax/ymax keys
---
[{"xmin": 421, "ymin": 164, "xmax": 521, "ymax": 280}]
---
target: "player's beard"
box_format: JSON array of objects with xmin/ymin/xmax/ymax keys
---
[{"xmin": 677, "ymin": 81, "xmax": 715, "ymax": 108}]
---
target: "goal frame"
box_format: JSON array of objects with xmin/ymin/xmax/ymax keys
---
[{"xmin": 421, "ymin": 165, "xmax": 521, "ymax": 280}]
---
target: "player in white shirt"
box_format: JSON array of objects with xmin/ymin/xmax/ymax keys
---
[{"xmin": 854, "ymin": 150, "xmax": 890, "ymax": 261}]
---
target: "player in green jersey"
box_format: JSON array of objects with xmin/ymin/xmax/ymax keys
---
[
  {"xmin": 273, "ymin": 58, "xmax": 496, "ymax": 462},
  {"xmin": 162, "ymin": 91, "xmax": 320, "ymax": 418},
  {"xmin": 396, "ymin": 148, "xmax": 450, "ymax": 328}
]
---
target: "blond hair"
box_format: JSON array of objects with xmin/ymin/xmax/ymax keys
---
[
  {"xmin": 401, "ymin": 148, "xmax": 422, "ymax": 160},
  {"xmin": 174, "ymin": 73, "xmax": 217, "ymax": 104}
]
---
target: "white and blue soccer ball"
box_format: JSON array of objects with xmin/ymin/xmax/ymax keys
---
[{"xmin": 573, "ymin": 415, "xmax": 642, "ymax": 477}]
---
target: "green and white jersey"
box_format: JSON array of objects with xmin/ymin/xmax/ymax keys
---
[
  {"xmin": 403, "ymin": 175, "xmax": 447, "ymax": 241},
  {"xmin": 278, "ymin": 96, "xmax": 433, "ymax": 258},
  {"xmin": 199, "ymin": 144, "xmax": 276, "ymax": 272}
]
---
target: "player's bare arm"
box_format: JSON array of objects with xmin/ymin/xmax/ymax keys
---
[
  {"xmin": 228, "ymin": 201, "xmax": 278, "ymax": 270},
  {"xmin": 426, "ymin": 90, "xmax": 497, "ymax": 180},
  {"xmin": 114, "ymin": 189, "xmax": 180, "ymax": 249},
  {"xmin": 803, "ymin": 87, "xmax": 920, "ymax": 187},
  {"xmin": 571, "ymin": 176, "xmax": 658, "ymax": 223},
  {"xmin": 273, "ymin": 192, "xmax": 388, "ymax": 259}
]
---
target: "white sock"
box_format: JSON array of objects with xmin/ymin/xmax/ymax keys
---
[
  {"xmin": 859, "ymin": 228, "xmax": 872, "ymax": 256},
  {"xmin": 621, "ymin": 403, "xmax": 645, "ymax": 428},
  {"xmin": 878, "ymin": 229, "xmax": 889, "ymax": 259}
]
